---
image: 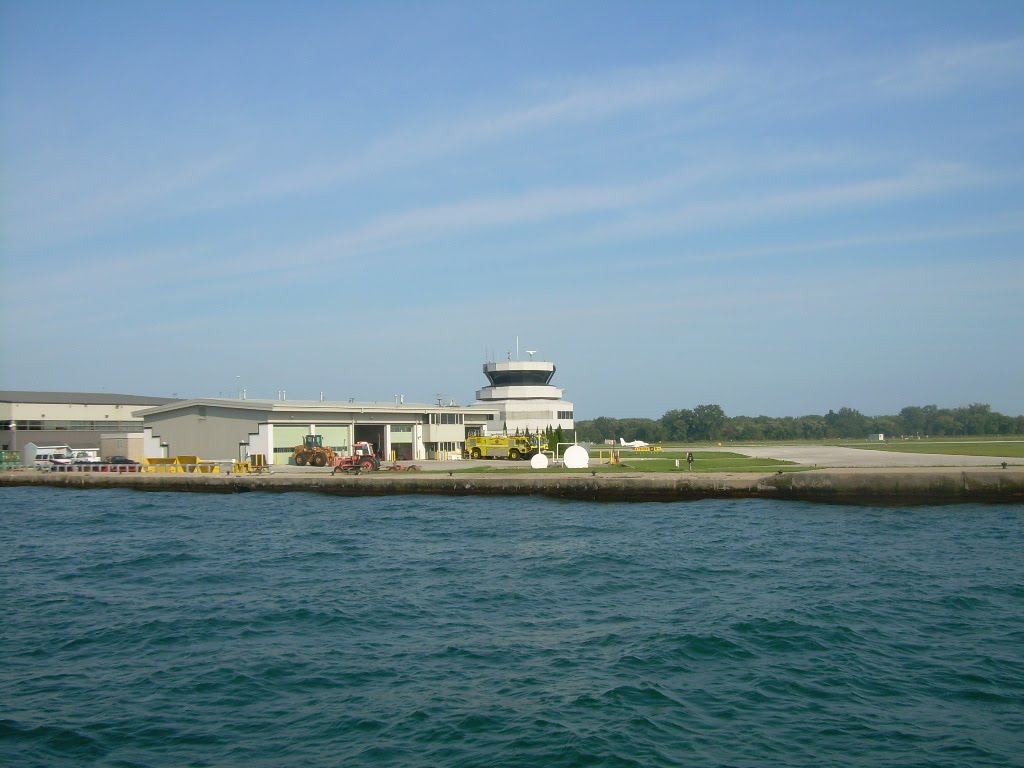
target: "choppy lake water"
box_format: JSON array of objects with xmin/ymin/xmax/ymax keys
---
[{"xmin": 2, "ymin": 488, "xmax": 1022, "ymax": 767}]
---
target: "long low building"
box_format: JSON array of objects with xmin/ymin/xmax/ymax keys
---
[
  {"xmin": 1, "ymin": 390, "xmax": 174, "ymax": 454},
  {"xmin": 135, "ymin": 398, "xmax": 501, "ymax": 463}
]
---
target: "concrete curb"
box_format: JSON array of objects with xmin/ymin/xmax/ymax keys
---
[{"xmin": 3, "ymin": 468, "xmax": 1023, "ymax": 505}]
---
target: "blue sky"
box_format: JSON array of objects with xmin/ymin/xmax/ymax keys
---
[{"xmin": 2, "ymin": 1, "xmax": 1022, "ymax": 418}]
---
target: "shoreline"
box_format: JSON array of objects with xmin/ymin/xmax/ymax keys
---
[{"xmin": 3, "ymin": 466, "xmax": 1023, "ymax": 505}]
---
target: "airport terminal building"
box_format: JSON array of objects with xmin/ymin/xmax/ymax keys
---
[
  {"xmin": 3, "ymin": 353, "xmax": 575, "ymax": 464},
  {"xmin": 469, "ymin": 359, "xmax": 574, "ymax": 435},
  {"xmin": 128, "ymin": 356, "xmax": 574, "ymax": 463},
  {"xmin": 135, "ymin": 398, "xmax": 501, "ymax": 463}
]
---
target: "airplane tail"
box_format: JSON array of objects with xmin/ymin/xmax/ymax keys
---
[{"xmin": 619, "ymin": 438, "xmax": 626, "ymax": 445}]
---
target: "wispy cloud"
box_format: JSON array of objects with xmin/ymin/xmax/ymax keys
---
[
  {"xmin": 3, "ymin": 58, "xmax": 737, "ymax": 249},
  {"xmin": 653, "ymin": 212, "xmax": 1024, "ymax": 269},
  {"xmin": 152, "ymin": 37, "xmax": 1024, "ymax": 217},
  {"xmin": 259, "ymin": 180, "xmax": 654, "ymax": 268},
  {"xmin": 875, "ymin": 37, "xmax": 1024, "ymax": 94},
  {"xmin": 5, "ymin": 32, "xmax": 1023, "ymax": 267},
  {"xmin": 2, "ymin": 144, "xmax": 246, "ymax": 247},
  {"xmin": 582, "ymin": 162, "xmax": 1018, "ymax": 244},
  {"xmin": 236, "ymin": 61, "xmax": 737, "ymax": 204},
  {"xmin": 386, "ymin": 63, "xmax": 732, "ymax": 148}
]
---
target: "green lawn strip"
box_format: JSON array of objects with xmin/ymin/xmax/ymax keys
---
[
  {"xmin": 582, "ymin": 462, "xmax": 806, "ymax": 474},
  {"xmin": 846, "ymin": 441, "xmax": 1024, "ymax": 458},
  {"xmin": 443, "ymin": 464, "xmax": 807, "ymax": 475},
  {"xmin": 445, "ymin": 452, "xmax": 801, "ymax": 474}
]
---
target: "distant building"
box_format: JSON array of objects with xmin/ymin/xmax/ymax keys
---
[
  {"xmin": 0, "ymin": 391, "xmax": 174, "ymax": 456},
  {"xmin": 470, "ymin": 357, "xmax": 574, "ymax": 436}
]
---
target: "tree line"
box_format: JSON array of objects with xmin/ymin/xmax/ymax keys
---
[{"xmin": 576, "ymin": 404, "xmax": 1024, "ymax": 443}]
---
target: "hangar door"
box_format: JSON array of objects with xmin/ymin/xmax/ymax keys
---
[
  {"xmin": 317, "ymin": 426, "xmax": 351, "ymax": 454},
  {"xmin": 355, "ymin": 425, "xmax": 387, "ymax": 459},
  {"xmin": 273, "ymin": 425, "xmax": 310, "ymax": 465}
]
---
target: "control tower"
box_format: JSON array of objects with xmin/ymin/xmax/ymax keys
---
[{"xmin": 472, "ymin": 355, "xmax": 574, "ymax": 435}]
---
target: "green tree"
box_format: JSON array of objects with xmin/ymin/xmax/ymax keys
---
[
  {"xmin": 957, "ymin": 403, "xmax": 995, "ymax": 435},
  {"xmin": 825, "ymin": 407, "xmax": 868, "ymax": 438},
  {"xmin": 660, "ymin": 409, "xmax": 692, "ymax": 441},
  {"xmin": 690, "ymin": 404, "xmax": 726, "ymax": 441},
  {"xmin": 899, "ymin": 406, "xmax": 927, "ymax": 435},
  {"xmin": 799, "ymin": 416, "xmax": 828, "ymax": 440},
  {"xmin": 868, "ymin": 416, "xmax": 900, "ymax": 436},
  {"xmin": 933, "ymin": 413, "xmax": 961, "ymax": 435}
]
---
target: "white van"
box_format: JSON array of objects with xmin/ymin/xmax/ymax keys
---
[{"xmin": 24, "ymin": 444, "xmax": 73, "ymax": 469}]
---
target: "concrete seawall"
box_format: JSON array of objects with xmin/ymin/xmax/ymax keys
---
[{"xmin": 2, "ymin": 468, "xmax": 1023, "ymax": 505}]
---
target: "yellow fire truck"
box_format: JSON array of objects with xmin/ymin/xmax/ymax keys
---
[{"xmin": 464, "ymin": 434, "xmax": 545, "ymax": 460}]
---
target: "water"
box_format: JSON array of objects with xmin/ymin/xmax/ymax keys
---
[{"xmin": 2, "ymin": 489, "xmax": 1022, "ymax": 767}]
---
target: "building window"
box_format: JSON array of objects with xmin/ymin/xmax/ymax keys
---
[
  {"xmin": 425, "ymin": 441, "xmax": 463, "ymax": 453},
  {"xmin": 558, "ymin": 411, "xmax": 574, "ymax": 420},
  {"xmin": 428, "ymin": 413, "xmax": 463, "ymax": 425},
  {"xmin": 1, "ymin": 420, "xmax": 143, "ymax": 432}
]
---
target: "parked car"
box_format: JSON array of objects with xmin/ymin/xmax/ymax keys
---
[
  {"xmin": 49, "ymin": 454, "xmax": 73, "ymax": 468},
  {"xmin": 108, "ymin": 456, "xmax": 139, "ymax": 465},
  {"xmin": 70, "ymin": 450, "xmax": 102, "ymax": 464}
]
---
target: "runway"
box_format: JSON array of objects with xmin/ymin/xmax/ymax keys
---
[{"xmin": 719, "ymin": 443, "xmax": 1020, "ymax": 468}]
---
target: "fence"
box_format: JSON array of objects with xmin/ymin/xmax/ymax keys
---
[
  {"xmin": 51, "ymin": 459, "xmax": 233, "ymax": 474},
  {"xmin": 43, "ymin": 454, "xmax": 272, "ymax": 474}
]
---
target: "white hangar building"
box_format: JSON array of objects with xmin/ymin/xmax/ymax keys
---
[{"xmin": 135, "ymin": 398, "xmax": 500, "ymax": 464}]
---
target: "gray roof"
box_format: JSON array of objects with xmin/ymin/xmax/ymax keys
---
[
  {"xmin": 135, "ymin": 397, "xmax": 498, "ymax": 417},
  {"xmin": 0, "ymin": 391, "xmax": 177, "ymax": 406}
]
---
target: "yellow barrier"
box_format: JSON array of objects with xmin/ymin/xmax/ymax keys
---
[
  {"xmin": 146, "ymin": 457, "xmax": 182, "ymax": 473},
  {"xmin": 233, "ymin": 454, "xmax": 269, "ymax": 474},
  {"xmin": 144, "ymin": 456, "xmax": 226, "ymax": 473}
]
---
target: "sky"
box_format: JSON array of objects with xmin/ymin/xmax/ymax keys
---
[{"xmin": 2, "ymin": 1, "xmax": 1023, "ymax": 419}]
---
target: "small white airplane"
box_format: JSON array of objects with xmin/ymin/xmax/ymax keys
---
[{"xmin": 619, "ymin": 437, "xmax": 649, "ymax": 448}]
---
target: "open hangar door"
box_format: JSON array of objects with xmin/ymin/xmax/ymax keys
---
[{"xmin": 354, "ymin": 425, "xmax": 387, "ymax": 460}]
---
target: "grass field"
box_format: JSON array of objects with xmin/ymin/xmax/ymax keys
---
[
  {"xmin": 454, "ymin": 451, "xmax": 804, "ymax": 474},
  {"xmin": 446, "ymin": 437, "xmax": 1024, "ymax": 473}
]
